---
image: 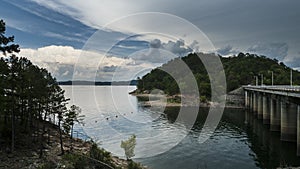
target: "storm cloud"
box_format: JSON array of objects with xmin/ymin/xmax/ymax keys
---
[
  {"xmin": 216, "ymin": 45, "xmax": 238, "ymax": 56},
  {"xmin": 247, "ymin": 42, "xmax": 288, "ymax": 61},
  {"xmin": 149, "ymin": 39, "xmax": 193, "ymax": 56}
]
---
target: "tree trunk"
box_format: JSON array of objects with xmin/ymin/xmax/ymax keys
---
[
  {"xmin": 11, "ymin": 109, "xmax": 14, "ymax": 152},
  {"xmin": 58, "ymin": 118, "xmax": 64, "ymax": 155},
  {"xmin": 11, "ymin": 91, "xmax": 15, "ymax": 152},
  {"xmin": 39, "ymin": 104, "xmax": 44, "ymax": 158},
  {"xmin": 71, "ymin": 124, "xmax": 73, "ymax": 139},
  {"xmin": 70, "ymin": 124, "xmax": 74, "ymax": 151}
]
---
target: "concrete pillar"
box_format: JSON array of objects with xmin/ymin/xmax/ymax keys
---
[
  {"xmin": 245, "ymin": 91, "xmax": 248, "ymax": 108},
  {"xmin": 253, "ymin": 93, "xmax": 257, "ymax": 113},
  {"xmin": 281, "ymin": 101, "xmax": 297, "ymax": 142},
  {"xmin": 251, "ymin": 92, "xmax": 253, "ymax": 111},
  {"xmin": 251, "ymin": 92, "xmax": 254, "ymax": 111},
  {"xmin": 249, "ymin": 109, "xmax": 254, "ymax": 126},
  {"xmin": 249, "ymin": 92, "xmax": 252, "ymax": 110},
  {"xmin": 248, "ymin": 93, "xmax": 251, "ymax": 108},
  {"xmin": 270, "ymin": 98, "xmax": 280, "ymax": 131},
  {"xmin": 245, "ymin": 110, "xmax": 249, "ymax": 125},
  {"xmin": 257, "ymin": 93, "xmax": 263, "ymax": 119},
  {"xmin": 263, "ymin": 95, "xmax": 270, "ymax": 124},
  {"xmin": 297, "ymin": 105, "xmax": 300, "ymax": 156}
]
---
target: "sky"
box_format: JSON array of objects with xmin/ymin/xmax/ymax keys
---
[{"xmin": 1, "ymin": 0, "xmax": 300, "ymax": 81}]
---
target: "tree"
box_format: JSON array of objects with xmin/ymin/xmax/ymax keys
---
[
  {"xmin": 0, "ymin": 19, "xmax": 84, "ymax": 159},
  {"xmin": 0, "ymin": 20, "xmax": 20, "ymax": 55},
  {"xmin": 0, "ymin": 57, "xmax": 8, "ymax": 122},
  {"xmin": 64, "ymin": 105, "xmax": 84, "ymax": 139},
  {"xmin": 137, "ymin": 52, "xmax": 300, "ymax": 99},
  {"xmin": 121, "ymin": 135, "xmax": 136, "ymax": 160},
  {"xmin": 53, "ymin": 86, "xmax": 69, "ymax": 155},
  {"xmin": 0, "ymin": 19, "xmax": 20, "ymax": 152}
]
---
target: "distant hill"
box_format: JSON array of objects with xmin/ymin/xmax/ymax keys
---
[
  {"xmin": 58, "ymin": 80, "xmax": 138, "ymax": 86},
  {"xmin": 136, "ymin": 52, "xmax": 300, "ymax": 99}
]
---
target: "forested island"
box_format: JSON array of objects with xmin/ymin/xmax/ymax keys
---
[
  {"xmin": 0, "ymin": 20, "xmax": 144, "ymax": 169},
  {"xmin": 134, "ymin": 52, "xmax": 300, "ymax": 103}
]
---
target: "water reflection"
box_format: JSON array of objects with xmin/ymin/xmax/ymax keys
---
[
  {"xmin": 245, "ymin": 111, "xmax": 300, "ymax": 168},
  {"xmin": 61, "ymin": 86, "xmax": 300, "ymax": 169},
  {"xmin": 140, "ymin": 107, "xmax": 300, "ymax": 169}
]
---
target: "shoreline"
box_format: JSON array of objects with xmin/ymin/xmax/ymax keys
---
[
  {"xmin": 0, "ymin": 121, "xmax": 146, "ymax": 169},
  {"xmin": 132, "ymin": 93, "xmax": 245, "ymax": 109}
]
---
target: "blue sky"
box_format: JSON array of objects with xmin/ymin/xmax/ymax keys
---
[{"xmin": 1, "ymin": 0, "xmax": 300, "ymax": 81}]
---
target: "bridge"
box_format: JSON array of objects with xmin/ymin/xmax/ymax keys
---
[{"xmin": 243, "ymin": 85, "xmax": 300, "ymax": 156}]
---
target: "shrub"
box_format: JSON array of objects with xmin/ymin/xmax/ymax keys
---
[
  {"xmin": 127, "ymin": 160, "xmax": 144, "ymax": 169},
  {"xmin": 120, "ymin": 135, "xmax": 136, "ymax": 160}
]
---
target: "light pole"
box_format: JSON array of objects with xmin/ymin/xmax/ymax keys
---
[
  {"xmin": 254, "ymin": 76, "xmax": 258, "ymax": 86},
  {"xmin": 260, "ymin": 74, "xmax": 263, "ymax": 86},
  {"xmin": 290, "ymin": 69, "xmax": 293, "ymax": 86},
  {"xmin": 271, "ymin": 71, "xmax": 274, "ymax": 86}
]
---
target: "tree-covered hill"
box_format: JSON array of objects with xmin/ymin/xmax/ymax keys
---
[
  {"xmin": 137, "ymin": 52, "xmax": 300, "ymax": 99},
  {"xmin": 0, "ymin": 19, "xmax": 85, "ymax": 158}
]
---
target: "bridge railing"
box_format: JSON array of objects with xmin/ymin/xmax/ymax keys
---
[{"xmin": 243, "ymin": 85, "xmax": 300, "ymax": 93}]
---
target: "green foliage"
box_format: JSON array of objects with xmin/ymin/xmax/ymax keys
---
[
  {"xmin": 61, "ymin": 144, "xmax": 119, "ymax": 169},
  {"xmin": 61, "ymin": 145, "xmax": 143, "ymax": 169},
  {"xmin": 0, "ymin": 19, "xmax": 72, "ymax": 156},
  {"xmin": 121, "ymin": 135, "xmax": 136, "ymax": 160},
  {"xmin": 167, "ymin": 96, "xmax": 181, "ymax": 103},
  {"xmin": 62, "ymin": 153, "xmax": 89, "ymax": 169},
  {"xmin": 37, "ymin": 161, "xmax": 57, "ymax": 169},
  {"xmin": 200, "ymin": 96, "xmax": 207, "ymax": 103},
  {"xmin": 0, "ymin": 19, "xmax": 20, "ymax": 55},
  {"xmin": 137, "ymin": 52, "xmax": 300, "ymax": 100},
  {"xmin": 63, "ymin": 105, "xmax": 84, "ymax": 138},
  {"xmin": 89, "ymin": 143, "xmax": 114, "ymax": 166},
  {"xmin": 127, "ymin": 160, "xmax": 144, "ymax": 169}
]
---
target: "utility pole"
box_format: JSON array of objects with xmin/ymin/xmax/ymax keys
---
[
  {"xmin": 271, "ymin": 71, "xmax": 274, "ymax": 86},
  {"xmin": 290, "ymin": 69, "xmax": 293, "ymax": 86},
  {"xmin": 261, "ymin": 74, "xmax": 263, "ymax": 86},
  {"xmin": 255, "ymin": 76, "xmax": 258, "ymax": 86}
]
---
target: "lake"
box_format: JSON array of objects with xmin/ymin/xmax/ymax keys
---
[{"xmin": 61, "ymin": 85, "xmax": 300, "ymax": 169}]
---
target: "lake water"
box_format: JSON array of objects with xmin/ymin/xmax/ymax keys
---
[{"xmin": 61, "ymin": 85, "xmax": 300, "ymax": 169}]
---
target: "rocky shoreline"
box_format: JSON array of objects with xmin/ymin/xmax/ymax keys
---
[
  {"xmin": 0, "ymin": 122, "xmax": 146, "ymax": 169},
  {"xmin": 130, "ymin": 87, "xmax": 245, "ymax": 109}
]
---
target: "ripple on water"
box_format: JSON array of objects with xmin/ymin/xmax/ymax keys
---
[{"xmin": 62, "ymin": 86, "xmax": 300, "ymax": 169}]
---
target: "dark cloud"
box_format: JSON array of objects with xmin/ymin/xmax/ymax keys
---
[
  {"xmin": 216, "ymin": 45, "xmax": 238, "ymax": 56},
  {"xmin": 149, "ymin": 39, "xmax": 162, "ymax": 48},
  {"xmin": 247, "ymin": 42, "xmax": 288, "ymax": 61},
  {"xmin": 129, "ymin": 38, "xmax": 194, "ymax": 63},
  {"xmin": 149, "ymin": 39, "xmax": 192, "ymax": 56},
  {"xmin": 101, "ymin": 65, "xmax": 118, "ymax": 72},
  {"xmin": 163, "ymin": 39, "xmax": 192, "ymax": 56}
]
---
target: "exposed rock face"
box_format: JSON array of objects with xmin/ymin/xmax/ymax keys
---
[{"xmin": 226, "ymin": 87, "xmax": 245, "ymax": 108}]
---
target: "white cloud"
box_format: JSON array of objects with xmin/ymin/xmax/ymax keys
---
[
  {"xmin": 19, "ymin": 45, "xmax": 154, "ymax": 81},
  {"xmin": 6, "ymin": 0, "xmax": 300, "ymax": 68},
  {"xmin": 28, "ymin": 0, "xmax": 144, "ymax": 29},
  {"xmin": 5, "ymin": 18, "xmax": 34, "ymax": 33},
  {"xmin": 5, "ymin": 1, "xmax": 71, "ymax": 27},
  {"xmin": 27, "ymin": 0, "xmax": 216, "ymax": 53},
  {"xmin": 43, "ymin": 32, "xmax": 85, "ymax": 43},
  {"xmin": 61, "ymin": 70, "xmax": 69, "ymax": 76}
]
